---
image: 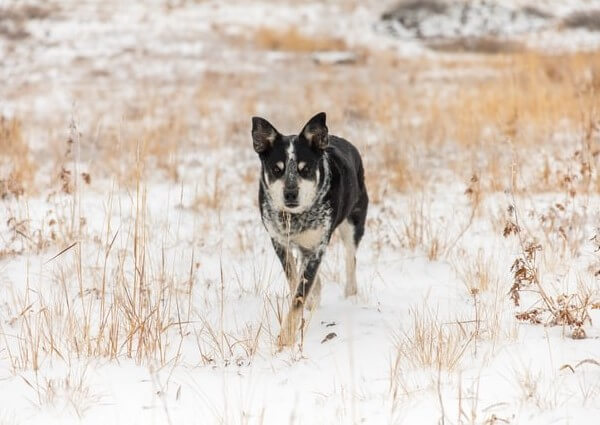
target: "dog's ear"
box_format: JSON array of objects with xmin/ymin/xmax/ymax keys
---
[
  {"xmin": 252, "ymin": 117, "xmax": 279, "ymax": 154},
  {"xmin": 300, "ymin": 112, "xmax": 328, "ymax": 150}
]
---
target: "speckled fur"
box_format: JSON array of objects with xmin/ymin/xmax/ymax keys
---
[{"xmin": 260, "ymin": 154, "xmax": 332, "ymax": 253}]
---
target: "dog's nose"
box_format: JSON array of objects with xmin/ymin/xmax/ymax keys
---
[{"xmin": 284, "ymin": 188, "xmax": 298, "ymax": 204}]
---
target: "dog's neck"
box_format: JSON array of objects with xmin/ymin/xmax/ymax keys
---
[{"xmin": 314, "ymin": 152, "xmax": 331, "ymax": 204}]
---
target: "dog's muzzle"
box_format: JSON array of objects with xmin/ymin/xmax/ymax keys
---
[{"xmin": 283, "ymin": 187, "xmax": 299, "ymax": 207}]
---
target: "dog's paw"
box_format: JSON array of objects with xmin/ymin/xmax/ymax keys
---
[
  {"xmin": 277, "ymin": 326, "xmax": 297, "ymax": 350},
  {"xmin": 277, "ymin": 307, "xmax": 301, "ymax": 350},
  {"xmin": 277, "ymin": 333, "xmax": 293, "ymax": 350}
]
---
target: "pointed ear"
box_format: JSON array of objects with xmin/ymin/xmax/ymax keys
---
[
  {"xmin": 252, "ymin": 117, "xmax": 279, "ymax": 154},
  {"xmin": 300, "ymin": 112, "xmax": 328, "ymax": 150}
]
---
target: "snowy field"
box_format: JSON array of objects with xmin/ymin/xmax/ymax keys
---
[{"xmin": 1, "ymin": 1, "xmax": 600, "ymax": 424}]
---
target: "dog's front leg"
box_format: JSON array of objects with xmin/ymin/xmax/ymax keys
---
[
  {"xmin": 278, "ymin": 250, "xmax": 324, "ymax": 348},
  {"xmin": 272, "ymin": 239, "xmax": 298, "ymax": 292}
]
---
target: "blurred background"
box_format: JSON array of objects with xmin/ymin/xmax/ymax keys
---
[{"xmin": 2, "ymin": 0, "xmax": 600, "ymax": 199}]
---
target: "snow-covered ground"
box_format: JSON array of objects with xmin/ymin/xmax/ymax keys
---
[{"xmin": 1, "ymin": 1, "xmax": 600, "ymax": 424}]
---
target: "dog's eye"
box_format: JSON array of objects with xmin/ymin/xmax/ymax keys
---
[
  {"xmin": 298, "ymin": 162, "xmax": 310, "ymax": 176},
  {"xmin": 272, "ymin": 162, "xmax": 284, "ymax": 174}
]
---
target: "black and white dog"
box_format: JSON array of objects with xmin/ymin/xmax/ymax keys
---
[{"xmin": 251, "ymin": 112, "xmax": 368, "ymax": 347}]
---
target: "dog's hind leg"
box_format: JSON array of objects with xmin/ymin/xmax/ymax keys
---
[
  {"xmin": 272, "ymin": 239, "xmax": 298, "ymax": 292},
  {"xmin": 342, "ymin": 187, "xmax": 368, "ymax": 298},
  {"xmin": 339, "ymin": 220, "xmax": 357, "ymax": 297}
]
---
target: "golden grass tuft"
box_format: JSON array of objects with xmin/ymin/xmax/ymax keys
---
[
  {"xmin": 252, "ymin": 27, "xmax": 347, "ymax": 52},
  {"xmin": 392, "ymin": 307, "xmax": 474, "ymax": 372},
  {"xmin": 0, "ymin": 116, "xmax": 35, "ymax": 197},
  {"xmin": 100, "ymin": 113, "xmax": 186, "ymax": 185},
  {"xmin": 445, "ymin": 51, "xmax": 600, "ymax": 149},
  {"xmin": 453, "ymin": 248, "xmax": 499, "ymax": 294}
]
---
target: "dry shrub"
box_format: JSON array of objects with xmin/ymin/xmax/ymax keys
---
[
  {"xmin": 0, "ymin": 3, "xmax": 54, "ymax": 21},
  {"xmin": 252, "ymin": 27, "xmax": 347, "ymax": 52},
  {"xmin": 0, "ymin": 116, "xmax": 35, "ymax": 198},
  {"xmin": 0, "ymin": 3, "xmax": 55, "ymax": 40},
  {"xmin": 562, "ymin": 10, "xmax": 600, "ymax": 31},
  {"xmin": 504, "ymin": 206, "xmax": 598, "ymax": 339},
  {"xmin": 1, "ymin": 216, "xmax": 52, "ymax": 259}
]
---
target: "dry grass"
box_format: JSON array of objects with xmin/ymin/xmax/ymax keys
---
[
  {"xmin": 453, "ymin": 248, "xmax": 499, "ymax": 294},
  {"xmin": 504, "ymin": 198, "xmax": 599, "ymax": 339},
  {"xmin": 88, "ymin": 48, "xmax": 599, "ymax": 201},
  {"xmin": 388, "ymin": 183, "xmax": 478, "ymax": 261},
  {"xmin": 0, "ymin": 153, "xmax": 276, "ymax": 372},
  {"xmin": 397, "ymin": 197, "xmax": 450, "ymax": 261},
  {"xmin": 445, "ymin": 51, "xmax": 600, "ymax": 148},
  {"xmin": 22, "ymin": 365, "xmax": 101, "ymax": 418},
  {"xmin": 1, "ymin": 198, "xmax": 272, "ymax": 371},
  {"xmin": 0, "ymin": 117, "xmax": 35, "ymax": 198},
  {"xmin": 389, "ymin": 305, "xmax": 483, "ymax": 419},
  {"xmin": 372, "ymin": 142, "xmax": 421, "ymax": 197},
  {"xmin": 427, "ymin": 37, "xmax": 526, "ymax": 54},
  {"xmin": 99, "ymin": 113, "xmax": 186, "ymax": 185},
  {"xmin": 198, "ymin": 49, "xmax": 600, "ymax": 200},
  {"xmin": 252, "ymin": 27, "xmax": 347, "ymax": 52},
  {"xmin": 392, "ymin": 307, "xmax": 475, "ymax": 373},
  {"xmin": 3, "ymin": 154, "xmax": 189, "ymax": 370}
]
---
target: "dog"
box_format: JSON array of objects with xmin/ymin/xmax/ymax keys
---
[{"xmin": 251, "ymin": 112, "xmax": 368, "ymax": 347}]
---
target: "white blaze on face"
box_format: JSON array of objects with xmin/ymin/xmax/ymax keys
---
[
  {"xmin": 267, "ymin": 178, "xmax": 286, "ymax": 210},
  {"xmin": 286, "ymin": 141, "xmax": 296, "ymax": 162},
  {"xmin": 295, "ymin": 177, "xmax": 317, "ymax": 212}
]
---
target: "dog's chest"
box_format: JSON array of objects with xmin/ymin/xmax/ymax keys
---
[
  {"xmin": 262, "ymin": 202, "xmax": 331, "ymax": 250},
  {"xmin": 290, "ymin": 227, "xmax": 325, "ymax": 250}
]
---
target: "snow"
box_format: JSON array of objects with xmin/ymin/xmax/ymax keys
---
[
  {"xmin": 1, "ymin": 0, "xmax": 600, "ymax": 424},
  {"xmin": 2, "ymin": 174, "xmax": 598, "ymax": 423}
]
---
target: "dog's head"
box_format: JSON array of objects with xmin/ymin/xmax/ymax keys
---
[{"xmin": 252, "ymin": 112, "xmax": 329, "ymax": 213}]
